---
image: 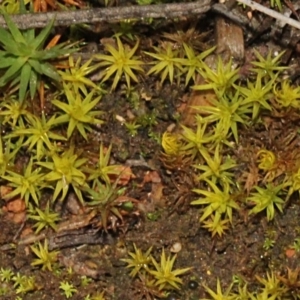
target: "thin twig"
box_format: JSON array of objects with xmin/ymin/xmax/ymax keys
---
[
  {"xmin": 237, "ymin": 0, "xmax": 300, "ymax": 30},
  {"xmin": 0, "ymin": 0, "xmax": 211, "ymax": 30}
]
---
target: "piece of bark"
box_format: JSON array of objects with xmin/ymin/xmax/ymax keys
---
[
  {"xmin": 180, "ymin": 76, "xmax": 216, "ymax": 127},
  {"xmin": 0, "ymin": 1, "xmax": 212, "ymax": 30},
  {"xmin": 215, "ymin": 16, "xmax": 244, "ymax": 62}
]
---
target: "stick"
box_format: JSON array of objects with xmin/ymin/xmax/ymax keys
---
[
  {"xmin": 237, "ymin": 0, "xmax": 300, "ymax": 30},
  {"xmin": 0, "ymin": 0, "xmax": 211, "ymax": 30}
]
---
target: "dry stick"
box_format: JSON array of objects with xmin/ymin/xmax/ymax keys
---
[
  {"xmin": 237, "ymin": 0, "xmax": 300, "ymax": 30},
  {"xmin": 0, "ymin": 0, "xmax": 211, "ymax": 30}
]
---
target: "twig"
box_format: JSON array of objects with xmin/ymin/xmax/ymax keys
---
[
  {"xmin": 237, "ymin": 0, "xmax": 300, "ymax": 30},
  {"xmin": 0, "ymin": 0, "xmax": 211, "ymax": 30}
]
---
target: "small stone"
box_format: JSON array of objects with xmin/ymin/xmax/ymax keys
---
[{"xmin": 170, "ymin": 242, "xmax": 182, "ymax": 253}]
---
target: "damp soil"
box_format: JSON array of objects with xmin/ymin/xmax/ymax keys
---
[{"xmin": 2, "ymin": 2, "xmax": 300, "ymax": 300}]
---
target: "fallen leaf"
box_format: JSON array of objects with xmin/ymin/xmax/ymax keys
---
[{"xmin": 286, "ymin": 248, "xmax": 296, "ymax": 258}]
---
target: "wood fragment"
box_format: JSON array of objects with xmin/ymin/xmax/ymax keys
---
[
  {"xmin": 237, "ymin": 0, "xmax": 300, "ymax": 30},
  {"xmin": 215, "ymin": 16, "xmax": 244, "ymax": 62},
  {"xmin": 0, "ymin": 0, "xmax": 211, "ymax": 30}
]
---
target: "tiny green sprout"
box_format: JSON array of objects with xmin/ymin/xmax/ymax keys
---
[
  {"xmin": 136, "ymin": 0, "xmax": 154, "ymax": 4},
  {"xmin": 59, "ymin": 281, "xmax": 77, "ymax": 299},
  {"xmin": 237, "ymin": 73, "xmax": 273, "ymax": 120},
  {"xmin": 12, "ymin": 273, "xmax": 36, "ymax": 295},
  {"xmin": 67, "ymin": 266, "xmax": 74, "ymax": 275},
  {"xmin": 145, "ymin": 41, "xmax": 185, "ymax": 85},
  {"xmin": 137, "ymin": 110, "xmax": 158, "ymax": 128},
  {"xmin": 58, "ymin": 55, "xmax": 105, "ymax": 96},
  {"xmin": 81, "ymin": 275, "xmax": 93, "ymax": 287},
  {"xmin": 121, "ymin": 243, "xmax": 153, "ymax": 277},
  {"xmin": 285, "ymin": 166, "xmax": 300, "ymax": 200},
  {"xmin": 53, "ymin": 84, "xmax": 103, "ymax": 140},
  {"xmin": 270, "ymin": 0, "xmax": 283, "ymax": 10},
  {"xmin": 124, "ymin": 120, "xmax": 141, "ymax": 137},
  {"xmin": 12, "ymin": 272, "xmax": 25, "ymax": 287},
  {"xmin": 193, "ymin": 56, "xmax": 239, "ymax": 96},
  {"xmin": 202, "ymin": 213, "xmax": 230, "ymax": 237},
  {"xmin": 232, "ymin": 282, "xmax": 249, "ymax": 300},
  {"xmin": 0, "ymin": 285, "xmax": 10, "ymax": 296},
  {"xmin": 38, "ymin": 146, "xmax": 88, "ymax": 203},
  {"xmin": 28, "ymin": 203, "xmax": 60, "ymax": 233},
  {"xmin": 149, "ymin": 248, "xmax": 191, "ymax": 290},
  {"xmin": 292, "ymin": 237, "xmax": 300, "ymax": 252},
  {"xmin": 112, "ymin": 20, "xmax": 138, "ymax": 41},
  {"xmin": 273, "ymin": 80, "xmax": 300, "ymax": 108},
  {"xmin": 192, "ymin": 179, "xmax": 240, "ymax": 223},
  {"xmin": 263, "ymin": 237, "xmax": 275, "ymax": 250},
  {"xmin": 0, "ymin": 135, "xmax": 20, "ymax": 176},
  {"xmin": 94, "ymin": 36, "xmax": 144, "ymax": 91},
  {"xmin": 0, "ymin": 268, "xmax": 14, "ymax": 282},
  {"xmin": 15, "ymin": 276, "xmax": 36, "ymax": 295},
  {"xmin": 148, "ymin": 129, "xmax": 161, "ymax": 144},
  {"xmin": 247, "ymin": 184, "xmax": 285, "ymax": 221},
  {"xmin": 84, "ymin": 143, "xmax": 123, "ymax": 185},
  {"xmin": 2, "ymin": 158, "xmax": 44, "ymax": 206},
  {"xmin": 90, "ymin": 291, "xmax": 106, "ymax": 300},
  {"xmin": 251, "ymin": 49, "xmax": 287, "ymax": 80},
  {"xmin": 30, "ymin": 239, "xmax": 59, "ymax": 271},
  {"xmin": 84, "ymin": 179, "xmax": 126, "ymax": 231},
  {"xmin": 202, "ymin": 278, "xmax": 235, "ymax": 300}
]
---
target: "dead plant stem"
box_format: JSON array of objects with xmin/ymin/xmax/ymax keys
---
[{"xmin": 0, "ymin": 0, "xmax": 211, "ymax": 30}]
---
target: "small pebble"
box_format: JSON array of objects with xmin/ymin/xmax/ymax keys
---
[
  {"xmin": 170, "ymin": 242, "xmax": 182, "ymax": 253},
  {"xmin": 188, "ymin": 280, "xmax": 199, "ymax": 290},
  {"xmin": 166, "ymin": 294, "xmax": 178, "ymax": 300}
]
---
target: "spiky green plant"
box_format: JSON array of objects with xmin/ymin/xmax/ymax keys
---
[
  {"xmin": 58, "ymin": 55, "xmax": 105, "ymax": 96},
  {"xmin": 2, "ymin": 158, "xmax": 45, "ymax": 206},
  {"xmin": 149, "ymin": 248, "xmax": 191, "ymax": 290},
  {"xmin": 38, "ymin": 146, "xmax": 88, "ymax": 203},
  {"xmin": 191, "ymin": 179, "xmax": 239, "ymax": 223},
  {"xmin": 94, "ymin": 36, "xmax": 144, "ymax": 90},
  {"xmin": 193, "ymin": 56, "xmax": 239, "ymax": 96},
  {"xmin": 121, "ymin": 243, "xmax": 153, "ymax": 277},
  {"xmin": 192, "ymin": 90, "xmax": 251, "ymax": 143},
  {"xmin": 52, "ymin": 84, "xmax": 103, "ymax": 140},
  {"xmin": 30, "ymin": 239, "xmax": 59, "ymax": 271},
  {"xmin": 28, "ymin": 203, "xmax": 60, "ymax": 233},
  {"xmin": 236, "ymin": 73, "xmax": 274, "ymax": 120},
  {"xmin": 193, "ymin": 144, "xmax": 237, "ymax": 187},
  {"xmin": 6, "ymin": 113, "xmax": 66, "ymax": 159},
  {"xmin": 145, "ymin": 41, "xmax": 185, "ymax": 85},
  {"xmin": 84, "ymin": 179, "xmax": 126, "ymax": 231},
  {"xmin": 247, "ymin": 184, "xmax": 285, "ymax": 221},
  {"xmin": 84, "ymin": 143, "xmax": 123, "ymax": 185},
  {"xmin": 0, "ymin": 12, "xmax": 75, "ymax": 102}
]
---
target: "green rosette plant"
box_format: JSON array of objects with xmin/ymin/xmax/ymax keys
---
[{"xmin": 0, "ymin": 12, "xmax": 76, "ymax": 102}]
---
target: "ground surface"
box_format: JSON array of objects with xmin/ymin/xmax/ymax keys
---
[{"xmin": 1, "ymin": 1, "xmax": 300, "ymax": 299}]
